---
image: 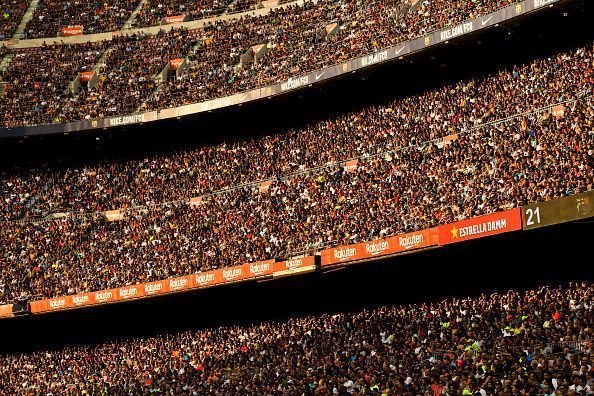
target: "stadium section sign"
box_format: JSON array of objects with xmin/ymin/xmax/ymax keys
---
[
  {"xmin": 522, "ymin": 190, "xmax": 594, "ymax": 230},
  {"xmin": 60, "ymin": 25, "xmax": 83, "ymax": 36},
  {"xmin": 438, "ymin": 208, "xmax": 522, "ymax": 245},
  {"xmin": 0, "ymin": 0, "xmax": 564, "ymax": 138}
]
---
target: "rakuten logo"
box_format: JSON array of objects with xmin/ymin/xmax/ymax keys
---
[
  {"xmin": 365, "ymin": 241, "xmax": 389, "ymax": 256},
  {"xmin": 196, "ymin": 273, "xmax": 215, "ymax": 285},
  {"xmin": 334, "ymin": 247, "xmax": 357, "ymax": 261},
  {"xmin": 250, "ymin": 262, "xmax": 271, "ymax": 275},
  {"xmin": 223, "ymin": 268, "xmax": 242, "ymax": 280},
  {"xmin": 399, "ymin": 233, "xmax": 424, "ymax": 249},
  {"xmin": 144, "ymin": 282, "xmax": 163, "ymax": 294},
  {"xmin": 286, "ymin": 259, "xmax": 303, "ymax": 270},
  {"xmin": 49, "ymin": 298, "xmax": 66, "ymax": 309},
  {"xmin": 95, "ymin": 291, "xmax": 113, "ymax": 302},
  {"xmin": 72, "ymin": 295, "xmax": 89, "ymax": 305},
  {"xmin": 169, "ymin": 278, "xmax": 188, "ymax": 290},
  {"xmin": 119, "ymin": 287, "xmax": 138, "ymax": 299}
]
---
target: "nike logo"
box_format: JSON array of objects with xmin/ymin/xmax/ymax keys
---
[
  {"xmin": 481, "ymin": 16, "xmax": 493, "ymax": 26},
  {"xmin": 395, "ymin": 46, "xmax": 406, "ymax": 55},
  {"xmin": 315, "ymin": 71, "xmax": 325, "ymax": 80}
]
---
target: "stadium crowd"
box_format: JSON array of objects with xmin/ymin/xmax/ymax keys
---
[
  {"xmin": 63, "ymin": 29, "xmax": 200, "ymax": 120},
  {"xmin": 0, "ymin": 284, "xmax": 591, "ymax": 394},
  {"xmin": 1, "ymin": 43, "xmax": 592, "ymax": 219},
  {"xmin": 1, "ymin": 0, "xmax": 519, "ymax": 127},
  {"xmin": 0, "ymin": 45, "xmax": 593, "ymax": 303},
  {"xmin": 131, "ymin": 0, "xmax": 235, "ymax": 29},
  {"xmin": 1, "ymin": 85, "xmax": 593, "ymax": 302},
  {"xmin": 0, "ymin": 41, "xmax": 108, "ymax": 127},
  {"xmin": 20, "ymin": 0, "xmax": 141, "ymax": 39},
  {"xmin": 0, "ymin": 0, "xmax": 28, "ymax": 40},
  {"xmin": 147, "ymin": 0, "xmax": 518, "ymax": 109}
]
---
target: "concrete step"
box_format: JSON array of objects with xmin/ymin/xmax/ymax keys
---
[
  {"xmin": 0, "ymin": 53, "xmax": 15, "ymax": 72},
  {"xmin": 123, "ymin": 0, "xmax": 150, "ymax": 30},
  {"xmin": 12, "ymin": 0, "xmax": 42, "ymax": 39}
]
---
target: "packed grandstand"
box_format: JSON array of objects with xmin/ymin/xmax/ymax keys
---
[
  {"xmin": 0, "ymin": 0, "xmax": 524, "ymax": 127},
  {"xmin": 0, "ymin": 0, "xmax": 593, "ymax": 393},
  {"xmin": 0, "ymin": 284, "xmax": 592, "ymax": 394},
  {"xmin": 1, "ymin": 40, "xmax": 593, "ymax": 303}
]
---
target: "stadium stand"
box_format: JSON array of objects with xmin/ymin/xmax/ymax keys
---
[
  {"xmin": 0, "ymin": 1, "xmax": 592, "ymax": 393},
  {"xmin": 131, "ymin": 0, "xmax": 298, "ymax": 26},
  {"xmin": 131, "ymin": 0, "xmax": 241, "ymax": 29},
  {"xmin": 0, "ymin": 283, "xmax": 591, "ymax": 394},
  {"xmin": 1, "ymin": 43, "xmax": 592, "ymax": 219},
  {"xmin": 0, "ymin": 0, "xmax": 29, "ymax": 40},
  {"xmin": 0, "ymin": 43, "xmax": 593, "ymax": 303},
  {"xmin": 21, "ymin": 0, "xmax": 141, "ymax": 39},
  {"xmin": 63, "ymin": 29, "xmax": 200, "ymax": 121},
  {"xmin": 0, "ymin": 0, "xmax": 521, "ymax": 127},
  {"xmin": 0, "ymin": 41, "xmax": 109, "ymax": 127}
]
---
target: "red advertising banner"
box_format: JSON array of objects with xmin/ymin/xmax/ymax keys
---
[
  {"xmin": 321, "ymin": 244, "xmax": 359, "ymax": 266},
  {"xmin": 61, "ymin": 25, "xmax": 83, "ymax": 36},
  {"xmin": 93, "ymin": 288, "xmax": 118, "ymax": 305},
  {"xmin": 143, "ymin": 279, "xmax": 169, "ymax": 296},
  {"xmin": 259, "ymin": 180, "xmax": 273, "ymax": 193},
  {"xmin": 243, "ymin": 259, "xmax": 275, "ymax": 278},
  {"xmin": 189, "ymin": 196, "xmax": 204, "ymax": 207},
  {"xmin": 552, "ymin": 104, "xmax": 565, "ymax": 119},
  {"xmin": 79, "ymin": 71, "xmax": 96, "ymax": 82},
  {"xmin": 168, "ymin": 275, "xmax": 194, "ymax": 292},
  {"xmin": 195, "ymin": 268, "xmax": 223, "ymax": 288},
  {"xmin": 344, "ymin": 159, "xmax": 358, "ymax": 173},
  {"xmin": 118, "ymin": 284, "xmax": 145, "ymax": 300},
  {"xmin": 162, "ymin": 15, "xmax": 186, "ymax": 24},
  {"xmin": 29, "ymin": 296, "xmax": 67, "ymax": 313},
  {"xmin": 321, "ymin": 228, "xmax": 439, "ymax": 267},
  {"xmin": 221, "ymin": 264, "xmax": 251, "ymax": 283},
  {"xmin": 70, "ymin": 292, "xmax": 94, "ymax": 308},
  {"xmin": 438, "ymin": 208, "xmax": 522, "ymax": 245},
  {"xmin": 169, "ymin": 58, "xmax": 185, "ymax": 70},
  {"xmin": 29, "ymin": 272, "xmax": 206, "ymax": 314},
  {"xmin": 435, "ymin": 133, "xmax": 459, "ymax": 148},
  {"xmin": 273, "ymin": 255, "xmax": 316, "ymax": 277},
  {"xmin": 105, "ymin": 209, "xmax": 123, "ymax": 221},
  {"xmin": 0, "ymin": 304, "xmax": 13, "ymax": 318},
  {"xmin": 444, "ymin": 133, "xmax": 458, "ymax": 142}
]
